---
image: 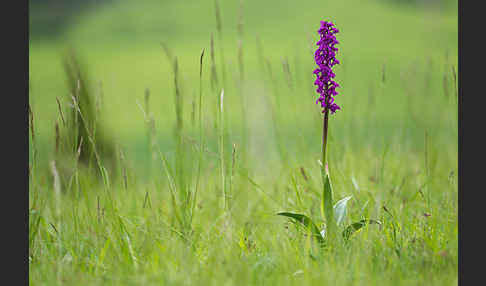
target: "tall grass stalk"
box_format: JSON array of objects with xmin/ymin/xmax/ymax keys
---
[
  {"xmin": 144, "ymin": 88, "xmax": 156, "ymax": 177},
  {"xmin": 29, "ymin": 104, "xmax": 37, "ymax": 187},
  {"xmin": 424, "ymin": 130, "xmax": 431, "ymax": 208},
  {"xmin": 163, "ymin": 54, "xmax": 187, "ymax": 210},
  {"xmin": 49, "ymin": 160, "xmax": 63, "ymax": 282},
  {"xmin": 173, "ymin": 58, "xmax": 188, "ymax": 218},
  {"xmin": 228, "ymin": 143, "xmax": 236, "ymax": 212},
  {"xmin": 56, "ymin": 97, "xmax": 66, "ymax": 127},
  {"xmin": 219, "ymin": 89, "xmax": 227, "ymax": 212},
  {"xmin": 66, "ymin": 137, "xmax": 83, "ymax": 195},
  {"xmin": 237, "ymin": 0, "xmax": 248, "ymax": 169},
  {"xmin": 210, "ymin": 33, "xmax": 218, "ymax": 92},
  {"xmin": 119, "ymin": 148, "xmax": 128, "ymax": 192},
  {"xmin": 193, "ymin": 48, "xmax": 205, "ymax": 220},
  {"xmin": 451, "ymin": 65, "xmax": 457, "ymax": 99},
  {"xmin": 214, "ymin": 0, "xmax": 227, "ymax": 88},
  {"xmin": 237, "ymin": 0, "xmax": 244, "ymax": 82}
]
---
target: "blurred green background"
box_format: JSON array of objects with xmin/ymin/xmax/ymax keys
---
[
  {"xmin": 29, "ymin": 2, "xmax": 458, "ymax": 284},
  {"xmin": 29, "ymin": 0, "xmax": 457, "ymax": 179}
]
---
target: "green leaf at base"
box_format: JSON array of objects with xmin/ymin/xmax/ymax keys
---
[
  {"xmin": 277, "ymin": 212, "xmax": 325, "ymax": 244},
  {"xmin": 320, "ymin": 165, "xmax": 336, "ymax": 239}
]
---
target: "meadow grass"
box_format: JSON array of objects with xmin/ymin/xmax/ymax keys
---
[{"xmin": 29, "ymin": 0, "xmax": 457, "ymax": 285}]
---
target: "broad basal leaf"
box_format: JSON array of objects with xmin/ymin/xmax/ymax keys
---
[{"xmin": 277, "ymin": 212, "xmax": 325, "ymax": 244}]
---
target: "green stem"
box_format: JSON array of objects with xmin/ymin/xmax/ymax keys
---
[
  {"xmin": 219, "ymin": 89, "xmax": 226, "ymax": 212},
  {"xmin": 193, "ymin": 49, "xmax": 205, "ymax": 221},
  {"xmin": 322, "ymin": 108, "xmax": 329, "ymax": 165}
]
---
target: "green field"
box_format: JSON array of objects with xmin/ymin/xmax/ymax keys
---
[{"xmin": 29, "ymin": 0, "xmax": 458, "ymax": 285}]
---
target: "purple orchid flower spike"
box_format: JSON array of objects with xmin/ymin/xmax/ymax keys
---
[{"xmin": 313, "ymin": 20, "xmax": 341, "ymax": 114}]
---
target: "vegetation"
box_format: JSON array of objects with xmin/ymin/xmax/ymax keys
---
[{"xmin": 29, "ymin": 0, "xmax": 457, "ymax": 285}]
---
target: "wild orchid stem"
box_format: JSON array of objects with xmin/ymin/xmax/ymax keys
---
[{"xmin": 322, "ymin": 108, "xmax": 329, "ymax": 166}]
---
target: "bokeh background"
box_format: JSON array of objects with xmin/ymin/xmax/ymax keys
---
[
  {"xmin": 29, "ymin": 0, "xmax": 458, "ymax": 179},
  {"xmin": 29, "ymin": 2, "xmax": 458, "ymax": 284}
]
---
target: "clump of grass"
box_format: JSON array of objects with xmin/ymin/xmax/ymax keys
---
[
  {"xmin": 59, "ymin": 49, "xmax": 117, "ymax": 185},
  {"xmin": 156, "ymin": 43, "xmax": 214, "ymax": 240}
]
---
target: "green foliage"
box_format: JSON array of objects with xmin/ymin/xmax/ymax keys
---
[
  {"xmin": 342, "ymin": 219, "xmax": 382, "ymax": 241},
  {"xmin": 334, "ymin": 196, "xmax": 352, "ymax": 226},
  {"xmin": 320, "ymin": 165, "xmax": 336, "ymax": 239},
  {"xmin": 278, "ymin": 166, "xmax": 381, "ymax": 245},
  {"xmin": 29, "ymin": 0, "xmax": 457, "ymax": 284},
  {"xmin": 276, "ymin": 212, "xmax": 324, "ymax": 244},
  {"xmin": 60, "ymin": 50, "xmax": 117, "ymax": 182}
]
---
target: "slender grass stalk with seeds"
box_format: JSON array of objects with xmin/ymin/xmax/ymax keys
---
[
  {"xmin": 66, "ymin": 137, "xmax": 83, "ymax": 194},
  {"xmin": 29, "ymin": 104, "xmax": 37, "ymax": 185},
  {"xmin": 49, "ymin": 160, "xmax": 62, "ymax": 281},
  {"xmin": 209, "ymin": 34, "xmax": 221, "ymax": 133},
  {"xmin": 237, "ymin": 0, "xmax": 248, "ymax": 169},
  {"xmin": 219, "ymin": 89, "xmax": 227, "ymax": 212},
  {"xmin": 144, "ymin": 88, "xmax": 157, "ymax": 177},
  {"xmin": 56, "ymin": 97, "xmax": 66, "ymax": 127},
  {"xmin": 237, "ymin": 0, "xmax": 244, "ymax": 82},
  {"xmin": 144, "ymin": 88, "xmax": 151, "ymax": 145},
  {"xmin": 119, "ymin": 148, "xmax": 128, "ymax": 192},
  {"xmin": 193, "ymin": 48, "xmax": 205, "ymax": 219},
  {"xmin": 424, "ymin": 130, "xmax": 431, "ymax": 208},
  {"xmin": 214, "ymin": 0, "xmax": 227, "ymax": 88},
  {"xmin": 451, "ymin": 65, "xmax": 457, "ymax": 99},
  {"xmin": 228, "ymin": 143, "xmax": 236, "ymax": 212},
  {"xmin": 55, "ymin": 122, "xmax": 60, "ymax": 156},
  {"xmin": 210, "ymin": 33, "xmax": 218, "ymax": 92}
]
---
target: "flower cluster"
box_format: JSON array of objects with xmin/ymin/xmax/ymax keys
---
[{"xmin": 313, "ymin": 20, "xmax": 340, "ymax": 113}]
